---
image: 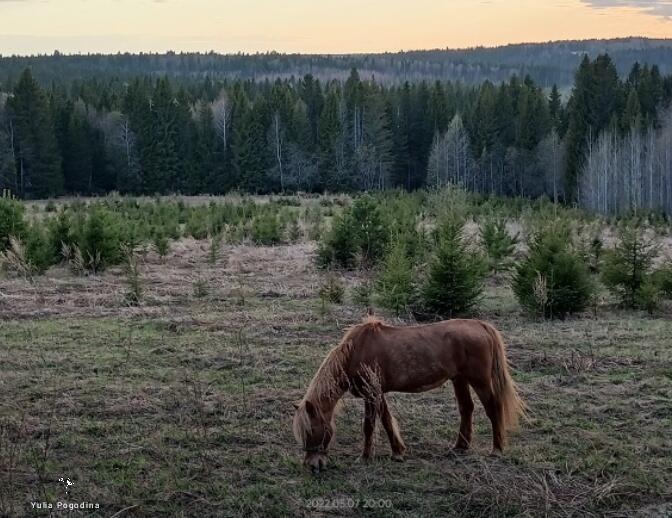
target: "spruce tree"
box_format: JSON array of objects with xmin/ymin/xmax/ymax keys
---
[
  {"xmin": 421, "ymin": 217, "xmax": 486, "ymax": 318},
  {"xmin": 7, "ymin": 69, "xmax": 63, "ymax": 198}
]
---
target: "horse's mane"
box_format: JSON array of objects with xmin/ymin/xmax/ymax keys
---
[{"xmin": 293, "ymin": 317, "xmax": 386, "ymax": 446}]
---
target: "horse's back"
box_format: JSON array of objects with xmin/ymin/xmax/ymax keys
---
[{"xmin": 348, "ymin": 319, "xmax": 495, "ymax": 393}]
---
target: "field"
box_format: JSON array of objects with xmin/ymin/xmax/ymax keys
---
[{"xmin": 1, "ymin": 195, "xmax": 671, "ymax": 517}]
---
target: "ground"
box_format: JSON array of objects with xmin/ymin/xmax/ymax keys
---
[{"xmin": 1, "ymin": 237, "xmax": 671, "ymax": 517}]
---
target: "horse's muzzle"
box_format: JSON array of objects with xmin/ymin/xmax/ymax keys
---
[{"xmin": 304, "ymin": 452, "xmax": 328, "ymax": 473}]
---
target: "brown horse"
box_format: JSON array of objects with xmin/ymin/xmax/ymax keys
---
[{"xmin": 293, "ymin": 317, "xmax": 526, "ymax": 472}]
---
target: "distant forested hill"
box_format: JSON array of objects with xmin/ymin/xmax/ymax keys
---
[{"xmin": 1, "ymin": 37, "xmax": 672, "ymax": 88}]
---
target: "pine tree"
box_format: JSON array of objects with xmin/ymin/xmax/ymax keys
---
[
  {"xmin": 548, "ymin": 84, "xmax": 562, "ymax": 131},
  {"xmin": 376, "ymin": 240, "xmax": 415, "ymax": 315},
  {"xmin": 421, "ymin": 217, "xmax": 486, "ymax": 318},
  {"xmin": 233, "ymin": 95, "xmax": 271, "ymax": 193},
  {"xmin": 565, "ymin": 54, "xmax": 622, "ymax": 200},
  {"xmin": 0, "ymin": 122, "xmax": 17, "ymax": 194},
  {"xmin": 318, "ymin": 87, "xmax": 348, "ymax": 191},
  {"xmin": 7, "ymin": 69, "xmax": 63, "ymax": 198},
  {"xmin": 602, "ymin": 226, "xmax": 660, "ymax": 309}
]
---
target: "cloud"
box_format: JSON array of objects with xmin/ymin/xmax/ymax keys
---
[{"xmin": 582, "ymin": 0, "xmax": 672, "ymax": 18}]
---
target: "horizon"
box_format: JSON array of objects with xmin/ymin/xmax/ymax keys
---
[
  {"xmin": 2, "ymin": 35, "xmax": 672, "ymax": 59},
  {"xmin": 2, "ymin": 0, "xmax": 672, "ymax": 56}
]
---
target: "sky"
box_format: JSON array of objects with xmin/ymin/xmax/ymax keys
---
[{"xmin": 0, "ymin": 0, "xmax": 671, "ymax": 55}]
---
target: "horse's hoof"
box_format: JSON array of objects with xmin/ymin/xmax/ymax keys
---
[
  {"xmin": 357, "ymin": 454, "xmax": 374, "ymax": 463},
  {"xmin": 452, "ymin": 444, "xmax": 470, "ymax": 453},
  {"xmin": 489, "ymin": 449, "xmax": 503, "ymax": 458},
  {"xmin": 391, "ymin": 453, "xmax": 405, "ymax": 462}
]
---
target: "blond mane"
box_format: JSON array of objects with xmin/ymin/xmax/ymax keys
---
[{"xmin": 293, "ymin": 318, "xmax": 386, "ymax": 445}]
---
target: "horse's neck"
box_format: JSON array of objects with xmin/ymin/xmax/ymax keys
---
[
  {"xmin": 305, "ymin": 345, "xmax": 350, "ymax": 413},
  {"xmin": 306, "ymin": 385, "xmax": 345, "ymax": 416}
]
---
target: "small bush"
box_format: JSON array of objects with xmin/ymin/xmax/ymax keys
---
[
  {"xmin": 420, "ymin": 217, "xmax": 487, "ymax": 318},
  {"xmin": 352, "ymin": 280, "xmax": 374, "ymax": 308},
  {"xmin": 192, "ymin": 276, "xmax": 209, "ymax": 299},
  {"xmin": 186, "ymin": 211, "xmax": 210, "ymax": 240},
  {"xmin": 208, "ymin": 232, "xmax": 223, "ymax": 264},
  {"xmin": 123, "ymin": 249, "xmax": 143, "ymax": 306},
  {"xmin": 251, "ymin": 212, "xmax": 282, "ymax": 245},
  {"xmin": 653, "ymin": 262, "xmax": 672, "ymax": 299},
  {"xmin": 317, "ymin": 212, "xmax": 358, "ymax": 269},
  {"xmin": 513, "ymin": 223, "xmax": 594, "ymax": 319},
  {"xmin": 0, "ymin": 198, "xmax": 27, "ymax": 251},
  {"xmin": 286, "ymin": 218, "xmax": 302, "ymax": 243},
  {"xmin": 47, "ymin": 209, "xmax": 73, "ymax": 263},
  {"xmin": 634, "ymin": 278, "xmax": 661, "ymax": 315},
  {"xmin": 376, "ymin": 241, "xmax": 415, "ymax": 315},
  {"xmin": 318, "ymin": 274, "xmax": 345, "ymax": 304},
  {"xmin": 317, "ymin": 195, "xmax": 388, "ymax": 269},
  {"xmin": 480, "ymin": 218, "xmax": 519, "ymax": 273},
  {"xmin": 602, "ymin": 226, "xmax": 660, "ymax": 310},
  {"xmin": 74, "ymin": 208, "xmax": 123, "ymax": 272},
  {"xmin": 152, "ymin": 231, "xmax": 170, "ymax": 260},
  {"xmin": 24, "ymin": 224, "xmax": 55, "ymax": 274},
  {"xmin": 0, "ymin": 237, "xmax": 32, "ymax": 279},
  {"xmin": 350, "ymin": 195, "xmax": 389, "ymax": 267}
]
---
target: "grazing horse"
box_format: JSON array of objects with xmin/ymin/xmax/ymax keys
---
[{"xmin": 293, "ymin": 318, "xmax": 526, "ymax": 472}]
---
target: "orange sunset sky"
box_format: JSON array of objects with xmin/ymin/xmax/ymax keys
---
[{"xmin": 1, "ymin": 0, "xmax": 671, "ymax": 55}]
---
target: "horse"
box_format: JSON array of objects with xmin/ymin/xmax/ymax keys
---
[{"xmin": 292, "ymin": 317, "xmax": 526, "ymax": 472}]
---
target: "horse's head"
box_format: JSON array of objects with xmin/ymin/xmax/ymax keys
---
[{"xmin": 292, "ymin": 399, "xmax": 334, "ymax": 473}]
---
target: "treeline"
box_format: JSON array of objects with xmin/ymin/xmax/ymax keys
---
[
  {"xmin": 3, "ymin": 38, "xmax": 672, "ymax": 87},
  {"xmin": 1, "ymin": 55, "xmax": 672, "ymax": 214}
]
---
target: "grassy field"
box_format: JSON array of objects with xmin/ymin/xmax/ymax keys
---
[{"xmin": 1, "ymin": 199, "xmax": 672, "ymax": 516}]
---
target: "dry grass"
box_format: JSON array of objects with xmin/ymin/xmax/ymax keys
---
[{"xmin": 0, "ymin": 238, "xmax": 671, "ymax": 517}]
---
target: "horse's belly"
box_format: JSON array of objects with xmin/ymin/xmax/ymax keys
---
[{"xmin": 387, "ymin": 369, "xmax": 452, "ymax": 393}]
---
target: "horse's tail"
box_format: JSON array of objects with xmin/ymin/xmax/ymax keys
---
[{"xmin": 483, "ymin": 322, "xmax": 527, "ymax": 441}]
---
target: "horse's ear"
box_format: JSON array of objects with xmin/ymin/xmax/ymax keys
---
[{"xmin": 292, "ymin": 400, "xmax": 301, "ymax": 410}]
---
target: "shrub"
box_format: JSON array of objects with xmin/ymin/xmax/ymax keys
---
[
  {"xmin": 286, "ymin": 217, "xmax": 302, "ymax": 243},
  {"xmin": 480, "ymin": 218, "xmax": 519, "ymax": 273},
  {"xmin": 376, "ymin": 240, "xmax": 415, "ymax": 315},
  {"xmin": 513, "ymin": 224, "xmax": 594, "ymax": 318},
  {"xmin": 318, "ymin": 274, "xmax": 345, "ymax": 304},
  {"xmin": 316, "ymin": 212, "xmax": 358, "ymax": 269},
  {"xmin": 47, "ymin": 209, "xmax": 73, "ymax": 263},
  {"xmin": 350, "ymin": 195, "xmax": 388, "ymax": 267},
  {"xmin": 0, "ymin": 237, "xmax": 32, "ymax": 279},
  {"xmin": 192, "ymin": 276, "xmax": 209, "ymax": 299},
  {"xmin": 602, "ymin": 226, "xmax": 660, "ymax": 309},
  {"xmin": 74, "ymin": 208, "xmax": 123, "ymax": 272},
  {"xmin": 251, "ymin": 212, "xmax": 282, "ymax": 245},
  {"xmin": 24, "ymin": 224, "xmax": 55, "ymax": 274},
  {"xmin": 123, "ymin": 249, "xmax": 143, "ymax": 306},
  {"xmin": 420, "ymin": 217, "xmax": 487, "ymax": 318},
  {"xmin": 152, "ymin": 230, "xmax": 170, "ymax": 260},
  {"xmin": 581, "ymin": 235, "xmax": 604, "ymax": 274},
  {"xmin": 317, "ymin": 195, "xmax": 388, "ymax": 269},
  {"xmin": 352, "ymin": 280, "xmax": 374, "ymax": 308},
  {"xmin": 653, "ymin": 262, "xmax": 672, "ymax": 299},
  {"xmin": 208, "ymin": 232, "xmax": 223, "ymax": 264},
  {"xmin": 186, "ymin": 211, "xmax": 210, "ymax": 240},
  {"xmin": 634, "ymin": 278, "xmax": 661, "ymax": 315},
  {"xmin": 0, "ymin": 198, "xmax": 27, "ymax": 251}
]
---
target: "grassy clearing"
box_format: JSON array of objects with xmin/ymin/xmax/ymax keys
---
[{"xmin": 1, "ymin": 235, "xmax": 671, "ymax": 517}]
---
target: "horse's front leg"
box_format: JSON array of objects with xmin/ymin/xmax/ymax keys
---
[
  {"xmin": 360, "ymin": 400, "xmax": 377, "ymax": 461},
  {"xmin": 380, "ymin": 395, "xmax": 406, "ymax": 461}
]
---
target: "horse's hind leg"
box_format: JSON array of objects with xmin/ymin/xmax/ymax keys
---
[
  {"xmin": 472, "ymin": 382, "xmax": 504, "ymax": 454},
  {"xmin": 360, "ymin": 400, "xmax": 377, "ymax": 461},
  {"xmin": 379, "ymin": 396, "xmax": 406, "ymax": 461},
  {"xmin": 452, "ymin": 377, "xmax": 474, "ymax": 451}
]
